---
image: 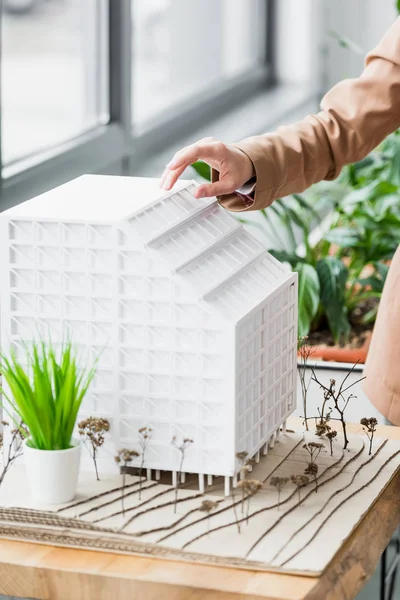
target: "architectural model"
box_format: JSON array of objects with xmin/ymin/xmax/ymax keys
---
[
  {"xmin": 0, "ymin": 175, "xmax": 298, "ymax": 492},
  {"xmin": 0, "ymin": 428, "xmax": 399, "ymax": 576}
]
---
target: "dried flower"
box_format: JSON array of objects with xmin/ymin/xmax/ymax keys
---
[
  {"xmin": 290, "ymin": 474, "xmax": 309, "ymax": 502},
  {"xmin": 303, "ymin": 442, "xmax": 325, "ymax": 462},
  {"xmin": 171, "ymin": 436, "xmax": 194, "ymax": 513},
  {"xmin": 199, "ymin": 499, "xmax": 219, "ymax": 531},
  {"xmin": 297, "ymin": 336, "xmax": 315, "ymax": 430},
  {"xmin": 79, "ymin": 417, "xmax": 110, "ymax": 481},
  {"xmin": 237, "ymin": 479, "xmax": 263, "ymax": 523},
  {"xmin": 236, "ymin": 451, "xmax": 249, "ymax": 463},
  {"xmin": 360, "ymin": 417, "xmax": 378, "ymax": 456},
  {"xmin": 115, "ymin": 448, "xmax": 139, "ymax": 464},
  {"xmin": 115, "ymin": 448, "xmax": 140, "ymax": 516},
  {"xmin": 326, "ymin": 429, "xmax": 338, "ymax": 456},
  {"xmin": 270, "ymin": 476, "xmax": 289, "ymax": 508},
  {"xmin": 305, "ymin": 462, "xmax": 319, "ymax": 492}
]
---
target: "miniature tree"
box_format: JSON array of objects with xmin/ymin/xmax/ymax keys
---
[
  {"xmin": 171, "ymin": 436, "xmax": 193, "ymax": 513},
  {"xmin": 297, "ymin": 337, "xmax": 315, "ymax": 430},
  {"xmin": 305, "ymin": 462, "xmax": 319, "ymax": 491},
  {"xmin": 315, "ymin": 417, "xmax": 337, "ymax": 456},
  {"xmin": 310, "ymin": 363, "xmax": 365, "ymax": 450},
  {"xmin": 315, "ymin": 417, "xmax": 332, "ymax": 438},
  {"xmin": 237, "ymin": 479, "xmax": 263, "ymax": 523},
  {"xmin": 0, "ymin": 421, "xmax": 28, "ymax": 487},
  {"xmin": 138, "ymin": 426, "xmax": 152, "ymax": 500},
  {"xmin": 303, "ymin": 442, "xmax": 324, "ymax": 492},
  {"xmin": 78, "ymin": 417, "xmax": 110, "ymax": 481},
  {"xmin": 303, "ymin": 441, "xmax": 324, "ymax": 463},
  {"xmin": 199, "ymin": 499, "xmax": 219, "ymax": 531},
  {"xmin": 270, "ymin": 476, "xmax": 289, "ymax": 509},
  {"xmin": 326, "ymin": 430, "xmax": 338, "ymax": 456},
  {"xmin": 360, "ymin": 417, "xmax": 378, "ymax": 456},
  {"xmin": 290, "ymin": 474, "xmax": 309, "ymax": 503},
  {"xmin": 235, "ymin": 451, "xmax": 256, "ymax": 514},
  {"xmin": 115, "ymin": 448, "xmax": 140, "ymax": 516}
]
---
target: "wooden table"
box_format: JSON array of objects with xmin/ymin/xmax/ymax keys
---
[{"xmin": 0, "ymin": 421, "xmax": 399, "ymax": 600}]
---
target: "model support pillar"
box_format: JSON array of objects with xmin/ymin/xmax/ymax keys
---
[
  {"xmin": 224, "ymin": 476, "xmax": 230, "ymax": 496},
  {"xmin": 269, "ymin": 432, "xmax": 276, "ymax": 449},
  {"xmin": 198, "ymin": 473, "xmax": 205, "ymax": 493}
]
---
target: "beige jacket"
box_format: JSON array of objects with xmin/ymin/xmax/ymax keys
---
[{"xmin": 216, "ymin": 18, "xmax": 400, "ymax": 424}]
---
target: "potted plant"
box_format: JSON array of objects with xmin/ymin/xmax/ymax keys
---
[
  {"xmin": 191, "ymin": 129, "xmax": 400, "ymax": 366},
  {"xmin": 1, "ymin": 341, "xmax": 97, "ymax": 504}
]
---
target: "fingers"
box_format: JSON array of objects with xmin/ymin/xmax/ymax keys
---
[
  {"xmin": 194, "ymin": 180, "xmax": 235, "ymax": 199},
  {"xmin": 160, "ymin": 139, "xmax": 226, "ymax": 191},
  {"xmin": 160, "ymin": 164, "xmax": 187, "ymax": 191},
  {"xmin": 168, "ymin": 138, "xmax": 220, "ymax": 170}
]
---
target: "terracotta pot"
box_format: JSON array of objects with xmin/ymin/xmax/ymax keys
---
[{"xmin": 300, "ymin": 331, "xmax": 372, "ymax": 365}]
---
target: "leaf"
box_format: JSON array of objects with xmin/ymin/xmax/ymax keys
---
[
  {"xmin": 291, "ymin": 194, "xmax": 321, "ymax": 222},
  {"xmin": 324, "ymin": 227, "xmax": 361, "ymax": 248},
  {"xmin": 295, "ymin": 263, "xmax": 320, "ymax": 338},
  {"xmin": 328, "ymin": 30, "xmax": 364, "ymax": 55},
  {"xmin": 0, "ymin": 340, "xmax": 97, "ymax": 451},
  {"xmin": 375, "ymin": 261, "xmax": 390, "ymax": 281},
  {"xmin": 357, "ymin": 276, "xmax": 385, "ymax": 293},
  {"xmin": 191, "ymin": 161, "xmax": 211, "ymax": 181},
  {"xmin": 316, "ymin": 258, "xmax": 351, "ymax": 344}
]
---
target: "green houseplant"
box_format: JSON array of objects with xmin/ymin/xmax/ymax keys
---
[
  {"xmin": 1, "ymin": 340, "xmax": 97, "ymax": 503},
  {"xmin": 192, "ymin": 144, "xmax": 399, "ymax": 363}
]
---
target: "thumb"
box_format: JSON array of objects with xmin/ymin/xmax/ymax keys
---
[{"xmin": 194, "ymin": 180, "xmax": 235, "ymax": 199}]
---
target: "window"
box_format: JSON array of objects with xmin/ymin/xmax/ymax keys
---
[
  {"xmin": 0, "ymin": 0, "xmax": 274, "ymax": 209},
  {"xmin": 131, "ymin": 0, "xmax": 268, "ymax": 133},
  {"xmin": 1, "ymin": 0, "xmax": 109, "ymax": 165}
]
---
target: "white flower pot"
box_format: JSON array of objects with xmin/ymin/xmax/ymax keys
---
[{"xmin": 24, "ymin": 438, "xmax": 81, "ymax": 504}]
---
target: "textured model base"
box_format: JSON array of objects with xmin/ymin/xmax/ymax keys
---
[{"xmin": 0, "ymin": 430, "xmax": 399, "ymax": 575}]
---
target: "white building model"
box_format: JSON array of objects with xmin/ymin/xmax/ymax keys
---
[{"xmin": 0, "ymin": 175, "xmax": 297, "ymax": 494}]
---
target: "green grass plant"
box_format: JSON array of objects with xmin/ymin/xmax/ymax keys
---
[{"xmin": 1, "ymin": 341, "xmax": 97, "ymax": 450}]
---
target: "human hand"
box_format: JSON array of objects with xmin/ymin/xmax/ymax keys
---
[{"xmin": 160, "ymin": 137, "xmax": 255, "ymax": 199}]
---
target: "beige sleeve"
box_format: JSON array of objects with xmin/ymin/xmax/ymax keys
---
[{"xmin": 214, "ymin": 17, "xmax": 400, "ymax": 212}]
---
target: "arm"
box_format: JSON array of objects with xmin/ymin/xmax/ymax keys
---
[{"xmin": 217, "ymin": 17, "xmax": 400, "ymax": 212}]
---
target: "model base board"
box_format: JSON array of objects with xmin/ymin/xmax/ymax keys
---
[{"xmin": 0, "ymin": 429, "xmax": 399, "ymax": 576}]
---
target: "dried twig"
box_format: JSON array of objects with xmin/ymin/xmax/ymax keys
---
[
  {"xmin": 0, "ymin": 421, "xmax": 27, "ymax": 486},
  {"xmin": 297, "ymin": 337, "xmax": 315, "ymax": 430},
  {"xmin": 115, "ymin": 448, "xmax": 139, "ymax": 516},
  {"xmin": 78, "ymin": 417, "xmax": 110, "ymax": 481},
  {"xmin": 310, "ymin": 367, "xmax": 362, "ymax": 450},
  {"xmin": 138, "ymin": 426, "xmax": 152, "ymax": 500},
  {"xmin": 171, "ymin": 436, "xmax": 193, "ymax": 513}
]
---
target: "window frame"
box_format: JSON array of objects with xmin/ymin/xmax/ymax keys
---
[{"xmin": 0, "ymin": 0, "xmax": 276, "ymax": 209}]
